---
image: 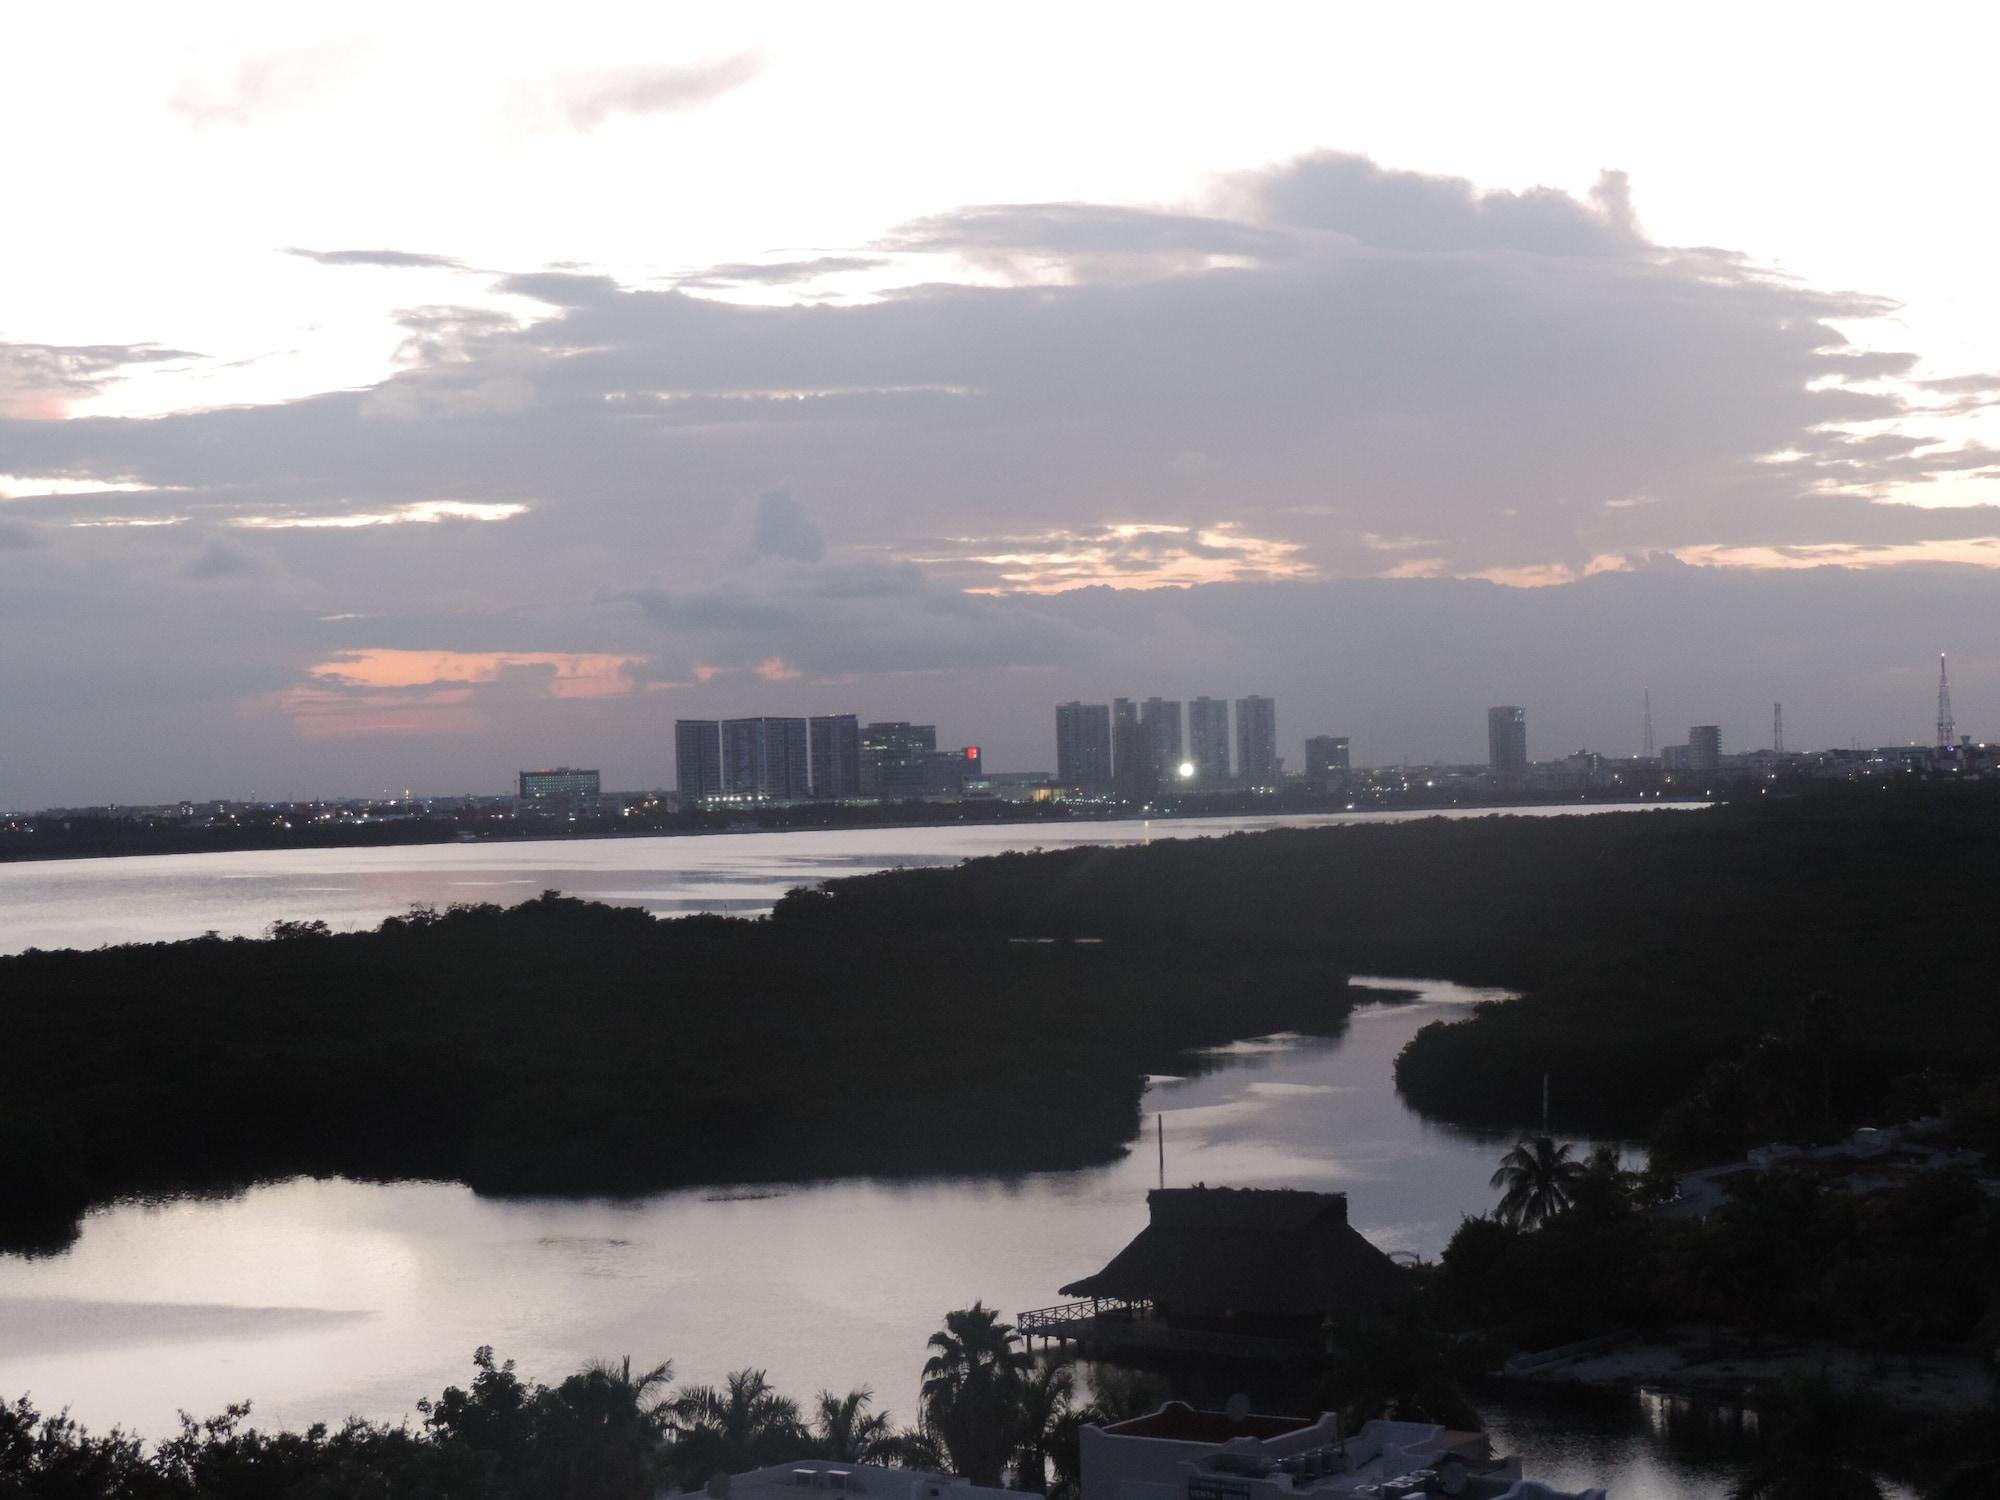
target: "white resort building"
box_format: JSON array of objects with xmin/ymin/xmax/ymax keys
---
[
  {"xmin": 1079, "ymin": 1403, "xmax": 1605, "ymax": 1500},
  {"xmin": 681, "ymin": 1459, "xmax": 1015, "ymax": 1500}
]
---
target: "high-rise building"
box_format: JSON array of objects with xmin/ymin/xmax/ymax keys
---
[
  {"xmin": 1054, "ymin": 701, "xmax": 1113, "ymax": 794},
  {"xmin": 518, "ymin": 767, "xmax": 601, "ymax": 805},
  {"xmin": 1487, "ymin": 706, "xmax": 1528, "ymax": 773},
  {"xmin": 1140, "ymin": 698, "xmax": 1182, "ymax": 790},
  {"xmin": 722, "ymin": 717, "xmax": 810, "ymax": 800},
  {"xmin": 1112, "ymin": 698, "xmax": 1145, "ymax": 800},
  {"xmin": 1235, "ymin": 695, "xmax": 1278, "ymax": 787},
  {"xmin": 862, "ymin": 721, "xmax": 937, "ymax": 800},
  {"xmin": 674, "ymin": 720, "xmax": 722, "ymax": 803},
  {"xmin": 808, "ymin": 713, "xmax": 861, "ymax": 799},
  {"xmin": 1304, "ymin": 735, "xmax": 1350, "ymax": 793},
  {"xmin": 1688, "ymin": 724, "xmax": 1721, "ymax": 771},
  {"xmin": 921, "ymin": 747, "xmax": 980, "ymax": 799},
  {"xmin": 1188, "ymin": 697, "xmax": 1231, "ymax": 786}
]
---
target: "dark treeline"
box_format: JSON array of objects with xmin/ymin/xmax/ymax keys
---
[
  {"xmin": 8, "ymin": 785, "xmax": 2000, "ymax": 1252},
  {"xmin": 769, "ymin": 785, "xmax": 2000, "ymax": 1152},
  {"xmin": 0, "ymin": 1303, "xmax": 1176, "ymax": 1500},
  {"xmin": 0, "ymin": 894, "xmax": 1362, "ymax": 1254}
]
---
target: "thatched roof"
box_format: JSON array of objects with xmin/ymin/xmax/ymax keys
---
[{"xmin": 1059, "ymin": 1187, "xmax": 1405, "ymax": 1317}]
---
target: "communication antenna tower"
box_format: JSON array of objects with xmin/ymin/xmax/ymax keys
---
[
  {"xmin": 1773, "ymin": 702, "xmax": 1784, "ymax": 755},
  {"xmin": 1642, "ymin": 689, "xmax": 1655, "ymax": 759},
  {"xmin": 1937, "ymin": 653, "xmax": 1955, "ymax": 751}
]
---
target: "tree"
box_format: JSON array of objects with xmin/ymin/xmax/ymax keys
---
[
  {"xmin": 1489, "ymin": 1136, "xmax": 1584, "ymax": 1229},
  {"xmin": 919, "ymin": 1303, "xmax": 1032, "ymax": 1486},
  {"xmin": 665, "ymin": 1368, "xmax": 806, "ymax": 1489},
  {"xmin": 1727, "ymin": 1373, "xmax": 1887, "ymax": 1500},
  {"xmin": 536, "ymin": 1356, "xmax": 677, "ymax": 1499},
  {"xmin": 1011, "ymin": 1358, "xmax": 1074, "ymax": 1493},
  {"xmin": 811, "ymin": 1388, "xmax": 900, "ymax": 1465}
]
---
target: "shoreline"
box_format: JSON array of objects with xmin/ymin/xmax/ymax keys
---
[{"xmin": 0, "ymin": 796, "xmax": 1702, "ymax": 871}]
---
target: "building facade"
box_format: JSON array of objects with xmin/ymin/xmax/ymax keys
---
[
  {"xmin": 1234, "ymin": 695, "xmax": 1278, "ymax": 788},
  {"xmin": 808, "ymin": 713, "xmax": 862, "ymax": 799},
  {"xmin": 1304, "ymin": 735, "xmax": 1350, "ymax": 793},
  {"xmin": 1112, "ymin": 698, "xmax": 1145, "ymax": 800},
  {"xmin": 518, "ymin": 767, "xmax": 601, "ymax": 805},
  {"xmin": 674, "ymin": 720, "xmax": 722, "ymax": 803},
  {"xmin": 722, "ymin": 717, "xmax": 810, "ymax": 800},
  {"xmin": 862, "ymin": 721, "xmax": 938, "ymax": 800},
  {"xmin": 1487, "ymin": 706, "xmax": 1528, "ymax": 772},
  {"xmin": 1055, "ymin": 701, "xmax": 1114, "ymax": 794},
  {"xmin": 1187, "ymin": 697, "xmax": 1231, "ymax": 786},
  {"xmin": 1140, "ymin": 698, "xmax": 1183, "ymax": 790},
  {"xmin": 1688, "ymin": 724, "xmax": 1721, "ymax": 771}
]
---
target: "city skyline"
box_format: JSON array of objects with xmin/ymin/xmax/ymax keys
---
[{"xmin": 9, "ymin": 10, "xmax": 2000, "ymax": 805}]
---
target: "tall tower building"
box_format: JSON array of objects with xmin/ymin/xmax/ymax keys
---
[
  {"xmin": 721, "ymin": 717, "xmax": 810, "ymax": 800},
  {"xmin": 808, "ymin": 713, "xmax": 861, "ymax": 799},
  {"xmin": 1688, "ymin": 724, "xmax": 1721, "ymax": 771},
  {"xmin": 1054, "ymin": 701, "xmax": 1113, "ymax": 794},
  {"xmin": 1112, "ymin": 698, "xmax": 1145, "ymax": 800},
  {"xmin": 1487, "ymin": 706, "xmax": 1528, "ymax": 773},
  {"xmin": 674, "ymin": 720, "xmax": 722, "ymax": 802},
  {"xmin": 1234, "ymin": 695, "xmax": 1278, "ymax": 787},
  {"xmin": 1139, "ymin": 698, "xmax": 1183, "ymax": 789},
  {"xmin": 1188, "ymin": 697, "xmax": 1232, "ymax": 786}
]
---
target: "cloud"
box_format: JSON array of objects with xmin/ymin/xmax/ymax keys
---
[
  {"xmin": 751, "ymin": 488, "xmax": 824, "ymax": 561},
  {"xmin": 169, "ymin": 42, "xmax": 369, "ymax": 130},
  {"xmin": 0, "ymin": 342, "xmax": 198, "ymax": 420},
  {"xmin": 678, "ymin": 255, "xmax": 888, "ymax": 288},
  {"xmin": 13, "ymin": 152, "xmax": 2000, "ymax": 803},
  {"xmin": 517, "ymin": 52, "xmax": 764, "ymax": 132},
  {"xmin": 283, "ymin": 247, "xmax": 467, "ymax": 271}
]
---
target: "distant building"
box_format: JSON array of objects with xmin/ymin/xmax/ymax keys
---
[
  {"xmin": 674, "ymin": 721, "xmax": 722, "ymax": 802},
  {"xmin": 517, "ymin": 767, "xmax": 600, "ymax": 808},
  {"xmin": 1235, "ymin": 695, "xmax": 1278, "ymax": 787},
  {"xmin": 1661, "ymin": 743, "xmax": 1692, "ymax": 771},
  {"xmin": 862, "ymin": 721, "xmax": 937, "ymax": 800},
  {"xmin": 1140, "ymin": 697, "xmax": 1183, "ymax": 791},
  {"xmin": 1304, "ymin": 735, "xmax": 1350, "ymax": 793},
  {"xmin": 1487, "ymin": 706, "xmax": 1528, "ymax": 772},
  {"xmin": 921, "ymin": 746, "xmax": 981, "ymax": 799},
  {"xmin": 1688, "ymin": 724, "xmax": 1721, "ymax": 771},
  {"xmin": 1055, "ymin": 701, "xmax": 1114, "ymax": 794},
  {"xmin": 1112, "ymin": 698, "xmax": 1146, "ymax": 800},
  {"xmin": 1187, "ymin": 697, "xmax": 1231, "ymax": 786},
  {"xmin": 808, "ymin": 713, "xmax": 862, "ymax": 799},
  {"xmin": 722, "ymin": 717, "xmax": 810, "ymax": 800}
]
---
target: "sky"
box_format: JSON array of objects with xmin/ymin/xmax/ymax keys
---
[{"xmin": 7, "ymin": 3, "xmax": 2000, "ymax": 804}]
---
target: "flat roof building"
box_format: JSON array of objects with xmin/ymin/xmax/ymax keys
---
[
  {"xmin": 1487, "ymin": 707, "xmax": 1528, "ymax": 773},
  {"xmin": 862, "ymin": 721, "xmax": 938, "ymax": 801},
  {"xmin": 518, "ymin": 767, "xmax": 600, "ymax": 803},
  {"xmin": 722, "ymin": 717, "xmax": 810, "ymax": 801},
  {"xmin": 809, "ymin": 714, "xmax": 862, "ymax": 799},
  {"xmin": 1235, "ymin": 695, "xmax": 1278, "ymax": 788},
  {"xmin": 675, "ymin": 721, "xmax": 722, "ymax": 803},
  {"xmin": 1188, "ymin": 697, "xmax": 1231, "ymax": 786},
  {"xmin": 1056, "ymin": 701, "xmax": 1114, "ymax": 795}
]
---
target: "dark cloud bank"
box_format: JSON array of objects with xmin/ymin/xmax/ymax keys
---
[{"xmin": 3, "ymin": 154, "xmax": 1997, "ymax": 803}]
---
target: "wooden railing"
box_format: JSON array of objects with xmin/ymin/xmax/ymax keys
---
[{"xmin": 1016, "ymin": 1299, "xmax": 1151, "ymax": 1337}]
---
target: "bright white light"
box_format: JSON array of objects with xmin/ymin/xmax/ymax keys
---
[{"xmin": 1177, "ymin": 761, "xmax": 1195, "ymax": 779}]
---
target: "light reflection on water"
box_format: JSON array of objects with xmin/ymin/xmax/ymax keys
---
[
  {"xmin": 0, "ymin": 808, "xmax": 1743, "ymax": 1490},
  {"xmin": 0, "ymin": 805, "xmax": 1680, "ymax": 955}
]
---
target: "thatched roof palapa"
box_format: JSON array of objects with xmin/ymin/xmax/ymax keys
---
[{"xmin": 1058, "ymin": 1187, "xmax": 1405, "ymax": 1318}]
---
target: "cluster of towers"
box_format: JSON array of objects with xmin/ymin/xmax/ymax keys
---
[{"xmin": 1054, "ymin": 696, "xmax": 1277, "ymax": 796}]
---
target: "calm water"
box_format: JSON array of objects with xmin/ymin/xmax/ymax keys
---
[
  {"xmin": 0, "ymin": 807, "xmax": 1745, "ymax": 1494},
  {"xmin": 0, "ymin": 805, "xmax": 1678, "ymax": 955}
]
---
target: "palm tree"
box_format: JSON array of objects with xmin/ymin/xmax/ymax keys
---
[
  {"xmin": 1011, "ymin": 1358, "xmax": 1075, "ymax": 1493},
  {"xmin": 539, "ymin": 1355, "xmax": 676, "ymax": 1498},
  {"xmin": 664, "ymin": 1368, "xmax": 807, "ymax": 1488},
  {"xmin": 1728, "ymin": 1373, "xmax": 1887, "ymax": 1500},
  {"xmin": 811, "ymin": 1387, "xmax": 900, "ymax": 1465},
  {"xmin": 920, "ymin": 1303, "xmax": 1032, "ymax": 1486},
  {"xmin": 1489, "ymin": 1136, "xmax": 1584, "ymax": 1229}
]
